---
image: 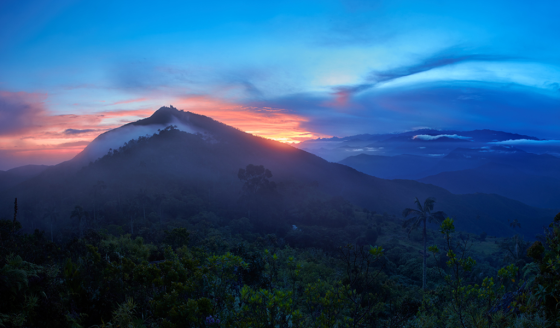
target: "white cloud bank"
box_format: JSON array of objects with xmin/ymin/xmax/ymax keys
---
[
  {"xmin": 489, "ymin": 139, "xmax": 560, "ymax": 146},
  {"xmin": 413, "ymin": 134, "xmax": 471, "ymax": 141}
]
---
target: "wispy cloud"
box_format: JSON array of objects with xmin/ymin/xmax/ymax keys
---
[
  {"xmin": 368, "ymin": 48, "xmax": 513, "ymax": 84},
  {"xmin": 330, "ymin": 47, "xmax": 514, "ymax": 106},
  {"xmin": 63, "ymin": 128, "xmax": 98, "ymax": 135},
  {"xmin": 0, "ymin": 90, "xmax": 157, "ymax": 169},
  {"xmin": 111, "ymin": 97, "xmax": 148, "ymax": 105},
  {"xmin": 490, "ymin": 139, "xmax": 560, "ymax": 146}
]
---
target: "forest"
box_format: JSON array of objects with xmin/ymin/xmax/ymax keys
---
[
  {"xmin": 3, "ymin": 0, "xmax": 560, "ymax": 326},
  {"xmin": 1, "ymin": 160, "xmax": 559, "ymax": 327},
  {"xmin": 1, "ymin": 114, "xmax": 559, "ymax": 327}
]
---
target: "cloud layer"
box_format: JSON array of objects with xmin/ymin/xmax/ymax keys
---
[
  {"xmin": 413, "ymin": 134, "xmax": 472, "ymax": 141},
  {"xmin": 1, "ymin": 0, "xmax": 560, "ymax": 168},
  {"xmin": 0, "ymin": 91, "xmax": 157, "ymax": 169}
]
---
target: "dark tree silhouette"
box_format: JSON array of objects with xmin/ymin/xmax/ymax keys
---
[
  {"xmin": 238, "ymin": 164, "xmax": 276, "ymax": 196},
  {"xmin": 90, "ymin": 180, "xmax": 106, "ymax": 224},
  {"xmin": 237, "ymin": 164, "xmax": 278, "ymax": 219},
  {"xmin": 403, "ymin": 197, "xmax": 446, "ymax": 290},
  {"xmin": 509, "ymin": 219, "xmax": 521, "ymax": 229},
  {"xmin": 42, "ymin": 205, "xmax": 58, "ymax": 242},
  {"xmin": 70, "ymin": 206, "xmax": 87, "ymax": 238}
]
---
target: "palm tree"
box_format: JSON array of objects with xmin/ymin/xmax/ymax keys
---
[
  {"xmin": 403, "ymin": 197, "xmax": 446, "ymax": 290},
  {"xmin": 509, "ymin": 219, "xmax": 521, "ymax": 229}
]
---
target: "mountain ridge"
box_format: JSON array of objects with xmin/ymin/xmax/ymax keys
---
[{"xmin": 1, "ymin": 106, "xmax": 555, "ymax": 239}]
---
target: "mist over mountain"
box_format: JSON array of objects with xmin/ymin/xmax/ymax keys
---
[
  {"xmin": 302, "ymin": 128, "xmax": 560, "ymax": 209},
  {"xmin": 339, "ymin": 154, "xmax": 439, "ymax": 180},
  {"xmin": 0, "ymin": 164, "xmax": 50, "ymax": 192},
  {"xmin": 1, "ymin": 106, "xmax": 555, "ymax": 240},
  {"xmin": 71, "ymin": 106, "xmax": 208, "ymax": 167},
  {"xmin": 418, "ymin": 163, "xmax": 560, "ymax": 209},
  {"xmin": 298, "ymin": 129, "xmax": 555, "ymax": 163}
]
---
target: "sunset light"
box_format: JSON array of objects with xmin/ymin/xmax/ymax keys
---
[
  {"xmin": 3, "ymin": 2, "xmax": 560, "ymax": 326},
  {"xmin": 1, "ymin": 0, "xmax": 560, "ymax": 171}
]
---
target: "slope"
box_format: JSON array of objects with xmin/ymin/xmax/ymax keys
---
[
  {"xmin": 418, "ymin": 163, "xmax": 560, "ymax": 209},
  {"xmin": 1, "ymin": 107, "xmax": 555, "ymax": 239}
]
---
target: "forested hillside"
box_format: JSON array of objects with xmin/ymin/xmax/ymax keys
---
[
  {"xmin": 2, "ymin": 198, "xmax": 559, "ymax": 327},
  {"xmin": 1, "ymin": 108, "xmax": 554, "ymax": 239},
  {"xmin": 1, "ymin": 108, "xmax": 558, "ymax": 327}
]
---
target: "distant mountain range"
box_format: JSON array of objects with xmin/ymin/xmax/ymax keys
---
[
  {"xmin": 1, "ymin": 106, "xmax": 555, "ymax": 239},
  {"xmin": 301, "ymin": 129, "xmax": 560, "ymax": 209},
  {"xmin": 418, "ymin": 163, "xmax": 560, "ymax": 209},
  {"xmin": 298, "ymin": 128, "xmax": 556, "ymax": 162},
  {"xmin": 0, "ymin": 165, "xmax": 50, "ymax": 193}
]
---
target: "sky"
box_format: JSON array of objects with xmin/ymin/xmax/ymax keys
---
[{"xmin": 1, "ymin": 0, "xmax": 560, "ymax": 170}]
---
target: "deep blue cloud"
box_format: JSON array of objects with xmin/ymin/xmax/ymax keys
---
[
  {"xmin": 1, "ymin": 0, "xmax": 560, "ymax": 150},
  {"xmin": 331, "ymin": 47, "xmax": 516, "ymax": 101},
  {"xmin": 64, "ymin": 128, "xmax": 96, "ymax": 135},
  {"xmin": 250, "ymin": 80, "xmax": 560, "ymax": 139}
]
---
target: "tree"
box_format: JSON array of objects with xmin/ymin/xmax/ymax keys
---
[
  {"xmin": 136, "ymin": 188, "xmax": 149, "ymax": 222},
  {"xmin": 402, "ymin": 197, "xmax": 446, "ymax": 290},
  {"xmin": 238, "ymin": 164, "xmax": 276, "ymax": 196},
  {"xmin": 124, "ymin": 198, "xmax": 138, "ymax": 235},
  {"xmin": 237, "ymin": 164, "xmax": 277, "ymax": 219},
  {"xmin": 70, "ymin": 206, "xmax": 87, "ymax": 238},
  {"xmin": 42, "ymin": 205, "xmax": 58, "ymax": 242},
  {"xmin": 90, "ymin": 180, "xmax": 106, "ymax": 224}
]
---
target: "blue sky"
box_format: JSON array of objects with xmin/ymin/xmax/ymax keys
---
[{"xmin": 1, "ymin": 0, "xmax": 560, "ymax": 168}]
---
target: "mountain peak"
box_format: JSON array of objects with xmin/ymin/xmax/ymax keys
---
[
  {"xmin": 68, "ymin": 106, "xmax": 251, "ymax": 167},
  {"xmin": 131, "ymin": 105, "xmax": 185, "ymax": 127}
]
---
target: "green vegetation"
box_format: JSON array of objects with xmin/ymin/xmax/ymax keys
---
[
  {"xmin": 402, "ymin": 197, "xmax": 446, "ymax": 290},
  {"xmin": 0, "ymin": 126, "xmax": 557, "ymax": 327},
  {"xmin": 1, "ymin": 189, "xmax": 559, "ymax": 327}
]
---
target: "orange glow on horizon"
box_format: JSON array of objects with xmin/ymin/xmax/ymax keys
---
[
  {"xmin": 0, "ymin": 91, "xmax": 328, "ymax": 169},
  {"xmin": 175, "ymin": 96, "xmax": 329, "ymax": 144},
  {"xmin": 0, "ymin": 91, "xmax": 158, "ymax": 168}
]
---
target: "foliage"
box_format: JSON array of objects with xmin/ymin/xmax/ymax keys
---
[
  {"xmin": 402, "ymin": 197, "xmax": 446, "ymax": 290},
  {"xmin": 2, "ymin": 155, "xmax": 560, "ymax": 327}
]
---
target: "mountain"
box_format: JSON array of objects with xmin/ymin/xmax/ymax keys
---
[
  {"xmin": 310, "ymin": 129, "xmax": 539, "ymax": 144},
  {"xmin": 70, "ymin": 106, "xmax": 210, "ymax": 167},
  {"xmin": 338, "ymin": 145, "xmax": 560, "ymax": 181},
  {"xmin": 298, "ymin": 129, "xmax": 546, "ymax": 162},
  {"xmin": 431, "ymin": 146, "xmax": 560, "ymax": 179},
  {"xmin": 418, "ymin": 163, "xmax": 560, "ymax": 209},
  {"xmin": 0, "ymin": 164, "xmax": 50, "ymax": 192},
  {"xmin": 338, "ymin": 154, "xmax": 440, "ymax": 179},
  {"xmin": 339, "ymin": 146, "xmax": 560, "ymax": 208},
  {"xmin": 1, "ymin": 107, "xmax": 555, "ymax": 238}
]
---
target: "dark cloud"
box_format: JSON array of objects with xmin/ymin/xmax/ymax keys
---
[
  {"xmin": 368, "ymin": 48, "xmax": 513, "ymax": 84},
  {"xmin": 238, "ymin": 80, "xmax": 263, "ymax": 98},
  {"xmin": 251, "ymin": 81, "xmax": 560, "ymax": 139},
  {"xmin": 64, "ymin": 128, "xmax": 96, "ymax": 135},
  {"xmin": 0, "ymin": 91, "xmax": 46, "ymax": 135},
  {"xmin": 356, "ymin": 82, "xmax": 560, "ymax": 138}
]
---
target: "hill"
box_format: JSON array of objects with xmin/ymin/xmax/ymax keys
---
[
  {"xmin": 418, "ymin": 163, "xmax": 560, "ymax": 209},
  {"xmin": 0, "ymin": 107, "xmax": 554, "ymax": 238},
  {"xmin": 0, "ymin": 164, "xmax": 50, "ymax": 192},
  {"xmin": 338, "ymin": 154, "xmax": 439, "ymax": 179}
]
